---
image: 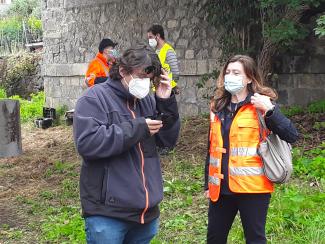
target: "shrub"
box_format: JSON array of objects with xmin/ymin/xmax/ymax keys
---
[
  {"xmin": 281, "ymin": 105, "xmax": 304, "ymax": 117},
  {"xmin": 0, "ymin": 87, "xmax": 7, "ymax": 98},
  {"xmin": 27, "ymin": 15, "xmax": 42, "ymax": 32},
  {"xmin": 1, "ymin": 52, "xmax": 41, "ymax": 98},
  {"xmin": 7, "ymin": 0, "xmax": 41, "ymax": 19},
  {"xmin": 307, "ymin": 99, "xmax": 325, "ymax": 114},
  {"xmin": 10, "ymin": 91, "xmax": 44, "ymax": 123}
]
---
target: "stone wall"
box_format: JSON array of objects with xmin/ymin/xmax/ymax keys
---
[
  {"xmin": 42, "ymin": 0, "xmax": 220, "ymax": 116},
  {"xmin": 273, "ymin": 35, "xmax": 325, "ymax": 106},
  {"xmin": 42, "ymin": 0, "xmax": 325, "ymax": 116}
]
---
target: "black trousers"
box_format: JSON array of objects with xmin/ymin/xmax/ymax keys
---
[{"xmin": 207, "ymin": 193, "xmax": 271, "ymax": 244}]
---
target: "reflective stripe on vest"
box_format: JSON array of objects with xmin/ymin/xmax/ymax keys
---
[
  {"xmin": 158, "ymin": 43, "xmax": 177, "ymax": 88},
  {"xmin": 209, "ymin": 175, "xmax": 220, "ymax": 185},
  {"xmin": 229, "ymin": 166, "xmax": 264, "ymax": 176},
  {"xmin": 230, "ymin": 147, "xmax": 258, "ymax": 157},
  {"xmin": 210, "ymin": 156, "xmax": 220, "ymax": 167},
  {"xmin": 208, "ymin": 104, "xmax": 274, "ymax": 202}
]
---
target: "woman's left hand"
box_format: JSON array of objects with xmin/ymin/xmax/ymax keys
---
[
  {"xmin": 155, "ymin": 69, "xmax": 172, "ymax": 99},
  {"xmin": 251, "ymin": 93, "xmax": 274, "ymax": 113}
]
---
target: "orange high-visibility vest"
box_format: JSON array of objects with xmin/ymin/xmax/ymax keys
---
[
  {"xmin": 85, "ymin": 52, "xmax": 110, "ymax": 87},
  {"xmin": 208, "ymin": 104, "xmax": 274, "ymax": 202}
]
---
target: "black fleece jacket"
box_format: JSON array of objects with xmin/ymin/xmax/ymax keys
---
[{"xmin": 73, "ymin": 78, "xmax": 180, "ymax": 223}]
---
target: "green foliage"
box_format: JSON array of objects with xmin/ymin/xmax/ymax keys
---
[
  {"xmin": 293, "ymin": 143, "xmax": 325, "ymax": 180},
  {"xmin": 281, "ymin": 105, "xmax": 304, "ymax": 116},
  {"xmin": 9, "ymin": 91, "xmax": 44, "ymax": 123},
  {"xmin": 307, "ymin": 99, "xmax": 325, "ymax": 113},
  {"xmin": 7, "ymin": 0, "xmax": 41, "ymax": 19},
  {"xmin": 0, "ymin": 87, "xmax": 7, "ymax": 98},
  {"xmin": 41, "ymin": 207, "xmax": 85, "ymax": 243},
  {"xmin": 2, "ymin": 52, "xmax": 40, "ymax": 98},
  {"xmin": 281, "ymin": 99, "xmax": 325, "ymax": 116},
  {"xmin": 313, "ymin": 121, "xmax": 325, "ymax": 130},
  {"xmin": 315, "ymin": 14, "xmax": 325, "ymax": 37},
  {"xmin": 205, "ymin": 0, "xmax": 261, "ymax": 60},
  {"xmin": 0, "ymin": 0, "xmax": 42, "ymax": 54},
  {"xmin": 268, "ymin": 184, "xmax": 325, "ymax": 243},
  {"xmin": 264, "ymin": 19, "xmax": 308, "ymax": 47},
  {"xmin": 0, "ymin": 16, "xmax": 22, "ymax": 41},
  {"xmin": 205, "ymin": 0, "xmax": 322, "ymax": 77},
  {"xmin": 27, "ymin": 15, "xmax": 42, "ymax": 32}
]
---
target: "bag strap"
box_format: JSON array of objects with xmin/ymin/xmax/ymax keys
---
[{"xmin": 256, "ymin": 110, "xmax": 267, "ymax": 142}]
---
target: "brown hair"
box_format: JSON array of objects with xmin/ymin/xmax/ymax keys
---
[
  {"xmin": 109, "ymin": 44, "xmax": 161, "ymax": 80},
  {"xmin": 211, "ymin": 55, "xmax": 277, "ymax": 112}
]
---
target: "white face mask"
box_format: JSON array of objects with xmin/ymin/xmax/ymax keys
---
[
  {"xmin": 128, "ymin": 75, "xmax": 150, "ymax": 99},
  {"xmin": 148, "ymin": 38, "xmax": 157, "ymax": 48},
  {"xmin": 224, "ymin": 74, "xmax": 245, "ymax": 95}
]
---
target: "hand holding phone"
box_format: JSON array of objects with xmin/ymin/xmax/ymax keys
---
[{"xmin": 145, "ymin": 118, "xmax": 163, "ymax": 135}]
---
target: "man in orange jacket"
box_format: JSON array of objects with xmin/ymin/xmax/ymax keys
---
[{"xmin": 85, "ymin": 38, "xmax": 118, "ymax": 87}]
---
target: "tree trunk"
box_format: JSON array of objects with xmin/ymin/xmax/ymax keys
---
[
  {"xmin": 258, "ymin": 4, "xmax": 310, "ymax": 84},
  {"xmin": 257, "ymin": 39, "xmax": 278, "ymax": 84},
  {"xmin": 0, "ymin": 99, "xmax": 22, "ymax": 158}
]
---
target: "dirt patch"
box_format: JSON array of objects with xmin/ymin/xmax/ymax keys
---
[
  {"xmin": 0, "ymin": 124, "xmax": 79, "ymax": 231},
  {"xmin": 0, "ymin": 200, "xmax": 26, "ymax": 228},
  {"xmin": 175, "ymin": 116, "xmax": 210, "ymax": 158},
  {"xmin": 291, "ymin": 112, "xmax": 325, "ymax": 150}
]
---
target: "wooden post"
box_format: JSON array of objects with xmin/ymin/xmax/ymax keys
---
[{"xmin": 0, "ymin": 99, "xmax": 22, "ymax": 158}]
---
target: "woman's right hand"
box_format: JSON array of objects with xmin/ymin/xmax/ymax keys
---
[
  {"xmin": 145, "ymin": 118, "xmax": 163, "ymax": 135},
  {"xmin": 204, "ymin": 190, "xmax": 210, "ymax": 199}
]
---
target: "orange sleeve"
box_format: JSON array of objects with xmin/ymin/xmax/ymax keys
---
[{"xmin": 85, "ymin": 60, "xmax": 101, "ymax": 87}]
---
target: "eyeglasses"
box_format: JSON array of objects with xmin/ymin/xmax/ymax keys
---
[{"xmin": 144, "ymin": 66, "xmax": 155, "ymax": 74}]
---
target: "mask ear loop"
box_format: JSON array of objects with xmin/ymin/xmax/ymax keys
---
[{"xmin": 122, "ymin": 74, "xmax": 133, "ymax": 89}]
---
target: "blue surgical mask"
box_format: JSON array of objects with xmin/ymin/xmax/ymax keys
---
[
  {"xmin": 224, "ymin": 74, "xmax": 245, "ymax": 95},
  {"xmin": 109, "ymin": 49, "xmax": 119, "ymax": 58}
]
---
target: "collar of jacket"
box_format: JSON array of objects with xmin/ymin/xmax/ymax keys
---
[
  {"xmin": 96, "ymin": 52, "xmax": 109, "ymax": 67},
  {"xmin": 216, "ymin": 92, "xmax": 254, "ymax": 119},
  {"xmin": 106, "ymin": 78, "xmax": 137, "ymax": 102}
]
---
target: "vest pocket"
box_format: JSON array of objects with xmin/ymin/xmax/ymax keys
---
[{"xmin": 236, "ymin": 120, "xmax": 259, "ymax": 143}]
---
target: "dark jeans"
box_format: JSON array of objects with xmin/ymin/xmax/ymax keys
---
[{"xmin": 207, "ymin": 193, "xmax": 271, "ymax": 244}]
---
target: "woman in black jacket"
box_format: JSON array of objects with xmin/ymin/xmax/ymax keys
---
[{"xmin": 74, "ymin": 45, "xmax": 180, "ymax": 243}]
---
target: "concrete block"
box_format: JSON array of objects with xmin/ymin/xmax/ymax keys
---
[
  {"xmin": 197, "ymin": 60, "xmax": 208, "ymax": 75},
  {"xmin": 185, "ymin": 50, "xmax": 195, "ymax": 59},
  {"xmin": 176, "ymin": 39, "xmax": 188, "ymax": 48},
  {"xmin": 167, "ymin": 20, "xmax": 178, "ymax": 29},
  {"xmin": 179, "ymin": 60, "xmax": 197, "ymax": 75}
]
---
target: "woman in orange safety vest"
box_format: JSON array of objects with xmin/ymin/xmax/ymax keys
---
[{"xmin": 204, "ymin": 55, "xmax": 298, "ymax": 244}]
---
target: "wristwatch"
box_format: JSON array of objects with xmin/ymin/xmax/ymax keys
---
[{"xmin": 265, "ymin": 104, "xmax": 275, "ymax": 117}]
